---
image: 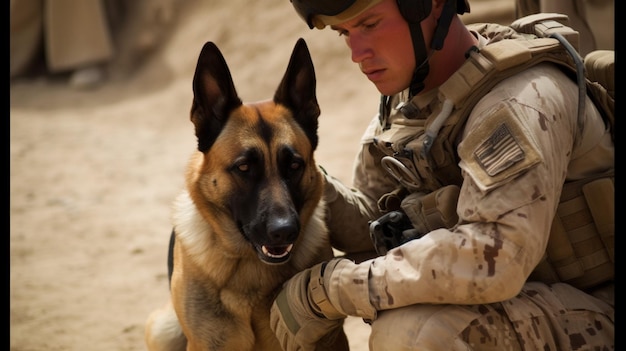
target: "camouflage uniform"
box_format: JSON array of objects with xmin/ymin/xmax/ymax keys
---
[{"xmin": 321, "ymin": 26, "xmax": 614, "ymax": 350}]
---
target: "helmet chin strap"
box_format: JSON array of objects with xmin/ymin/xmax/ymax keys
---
[{"xmin": 407, "ymin": 0, "xmax": 457, "ymax": 97}]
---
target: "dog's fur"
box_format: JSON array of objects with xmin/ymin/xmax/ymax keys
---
[{"xmin": 144, "ymin": 39, "xmax": 349, "ymax": 350}]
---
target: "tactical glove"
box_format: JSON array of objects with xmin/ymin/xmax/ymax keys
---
[{"xmin": 270, "ymin": 258, "xmax": 375, "ymax": 350}]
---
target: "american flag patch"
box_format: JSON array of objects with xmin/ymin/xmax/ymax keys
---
[{"xmin": 474, "ymin": 123, "xmax": 524, "ymax": 176}]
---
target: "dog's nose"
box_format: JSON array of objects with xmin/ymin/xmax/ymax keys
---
[{"xmin": 267, "ymin": 217, "xmax": 299, "ymax": 243}]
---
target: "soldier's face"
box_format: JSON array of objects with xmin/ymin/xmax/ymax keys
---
[{"xmin": 330, "ymin": 0, "xmax": 416, "ymax": 95}]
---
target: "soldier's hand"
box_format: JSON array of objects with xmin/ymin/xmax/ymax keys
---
[{"xmin": 270, "ymin": 261, "xmax": 346, "ymax": 351}]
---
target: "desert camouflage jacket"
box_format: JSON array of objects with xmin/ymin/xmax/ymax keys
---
[{"xmin": 322, "ymin": 23, "xmax": 614, "ymax": 312}]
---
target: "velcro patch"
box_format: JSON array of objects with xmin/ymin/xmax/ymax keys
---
[
  {"xmin": 475, "ymin": 123, "xmax": 524, "ymax": 176},
  {"xmin": 459, "ymin": 102, "xmax": 542, "ymax": 192}
]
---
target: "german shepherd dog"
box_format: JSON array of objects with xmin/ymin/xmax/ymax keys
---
[{"xmin": 144, "ymin": 39, "xmax": 349, "ymax": 350}]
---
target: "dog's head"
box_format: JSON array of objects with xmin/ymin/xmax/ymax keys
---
[{"xmin": 187, "ymin": 38, "xmax": 323, "ymax": 265}]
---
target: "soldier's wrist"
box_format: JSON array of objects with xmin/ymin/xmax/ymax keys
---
[{"xmin": 308, "ymin": 261, "xmax": 345, "ymax": 320}]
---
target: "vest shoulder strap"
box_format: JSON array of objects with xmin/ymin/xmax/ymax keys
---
[{"xmin": 434, "ymin": 13, "xmax": 614, "ymax": 150}]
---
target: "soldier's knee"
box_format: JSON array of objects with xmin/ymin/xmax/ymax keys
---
[
  {"xmin": 368, "ymin": 304, "xmax": 483, "ymax": 351},
  {"xmin": 368, "ymin": 283, "xmax": 614, "ymax": 350}
]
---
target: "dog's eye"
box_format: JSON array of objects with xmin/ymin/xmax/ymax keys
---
[
  {"xmin": 232, "ymin": 157, "xmax": 250, "ymax": 173},
  {"xmin": 290, "ymin": 161, "xmax": 301, "ymax": 171},
  {"xmin": 237, "ymin": 163, "xmax": 249, "ymax": 172}
]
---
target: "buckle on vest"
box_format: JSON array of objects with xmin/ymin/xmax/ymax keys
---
[{"xmin": 397, "ymin": 100, "xmax": 421, "ymax": 119}]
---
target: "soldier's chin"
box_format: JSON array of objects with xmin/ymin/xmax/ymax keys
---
[{"xmin": 257, "ymin": 244, "xmax": 293, "ymax": 264}]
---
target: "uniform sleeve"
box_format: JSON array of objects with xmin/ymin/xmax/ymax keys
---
[{"xmin": 323, "ymin": 115, "xmax": 398, "ymax": 258}]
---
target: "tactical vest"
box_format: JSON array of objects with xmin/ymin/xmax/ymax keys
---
[{"xmin": 378, "ymin": 13, "xmax": 614, "ymax": 290}]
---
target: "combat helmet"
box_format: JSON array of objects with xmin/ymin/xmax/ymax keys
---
[{"xmin": 290, "ymin": 0, "xmax": 470, "ymax": 96}]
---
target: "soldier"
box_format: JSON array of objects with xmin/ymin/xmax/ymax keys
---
[{"xmin": 270, "ymin": 0, "xmax": 614, "ymax": 350}]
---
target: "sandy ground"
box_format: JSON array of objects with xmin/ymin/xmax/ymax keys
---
[{"xmin": 9, "ymin": 1, "xmax": 515, "ymax": 350}]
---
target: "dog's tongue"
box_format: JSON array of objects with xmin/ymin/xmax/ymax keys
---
[{"xmin": 262, "ymin": 244, "xmax": 293, "ymax": 258}]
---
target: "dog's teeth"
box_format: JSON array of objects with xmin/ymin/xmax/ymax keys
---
[{"xmin": 262, "ymin": 244, "xmax": 293, "ymax": 258}]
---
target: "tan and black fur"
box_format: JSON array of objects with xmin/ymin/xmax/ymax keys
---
[{"xmin": 144, "ymin": 39, "xmax": 349, "ymax": 350}]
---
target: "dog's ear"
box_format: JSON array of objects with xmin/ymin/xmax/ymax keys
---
[
  {"xmin": 274, "ymin": 38, "xmax": 320, "ymax": 151},
  {"xmin": 191, "ymin": 41, "xmax": 243, "ymax": 153}
]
